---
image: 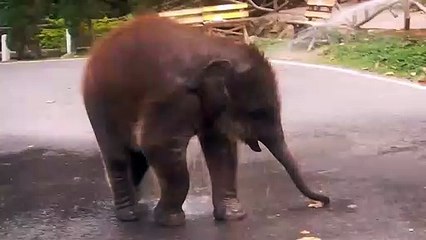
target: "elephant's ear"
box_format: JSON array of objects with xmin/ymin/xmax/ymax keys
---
[{"xmin": 187, "ymin": 59, "xmax": 234, "ymax": 121}]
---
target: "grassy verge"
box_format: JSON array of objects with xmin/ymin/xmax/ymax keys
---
[
  {"xmin": 252, "ymin": 37, "xmax": 324, "ymax": 63},
  {"xmin": 251, "ymin": 37, "xmax": 290, "ymax": 54},
  {"xmin": 255, "ymin": 30, "xmax": 426, "ymax": 83},
  {"xmin": 318, "ymin": 32, "xmax": 426, "ymax": 82}
]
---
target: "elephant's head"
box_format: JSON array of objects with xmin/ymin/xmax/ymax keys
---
[{"xmin": 189, "ymin": 44, "xmax": 330, "ymax": 205}]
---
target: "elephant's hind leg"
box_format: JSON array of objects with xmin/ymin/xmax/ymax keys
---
[{"xmin": 85, "ymin": 104, "xmax": 139, "ymax": 222}]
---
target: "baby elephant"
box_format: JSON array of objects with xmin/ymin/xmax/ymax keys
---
[{"xmin": 81, "ymin": 14, "xmax": 330, "ymax": 227}]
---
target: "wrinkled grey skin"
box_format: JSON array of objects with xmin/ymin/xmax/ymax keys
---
[{"xmin": 81, "ymin": 15, "xmax": 330, "ymax": 227}]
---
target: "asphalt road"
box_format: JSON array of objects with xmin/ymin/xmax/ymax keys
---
[{"xmin": 0, "ymin": 59, "xmax": 426, "ymax": 240}]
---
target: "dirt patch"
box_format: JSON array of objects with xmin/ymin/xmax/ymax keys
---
[{"xmin": 253, "ymin": 38, "xmax": 324, "ymax": 63}]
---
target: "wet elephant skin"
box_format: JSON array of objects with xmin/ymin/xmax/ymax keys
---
[{"xmin": 81, "ymin": 14, "xmax": 329, "ymax": 226}]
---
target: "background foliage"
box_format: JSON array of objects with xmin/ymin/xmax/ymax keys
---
[
  {"xmin": 0, "ymin": 0, "xmax": 168, "ymax": 58},
  {"xmin": 0, "ymin": 0, "xmax": 306, "ymax": 58},
  {"xmin": 322, "ymin": 33, "xmax": 426, "ymax": 79}
]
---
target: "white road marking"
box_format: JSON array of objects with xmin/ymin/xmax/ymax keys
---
[{"xmin": 270, "ymin": 59, "xmax": 426, "ymax": 90}]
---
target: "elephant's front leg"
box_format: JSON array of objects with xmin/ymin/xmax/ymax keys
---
[
  {"xmin": 198, "ymin": 129, "xmax": 247, "ymax": 221},
  {"xmin": 143, "ymin": 139, "xmax": 190, "ymax": 227}
]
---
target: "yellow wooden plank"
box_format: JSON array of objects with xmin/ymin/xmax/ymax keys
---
[
  {"xmin": 158, "ymin": 3, "xmax": 249, "ymax": 17},
  {"xmin": 203, "ymin": 11, "xmax": 249, "ymax": 22},
  {"xmin": 173, "ymin": 16, "xmax": 204, "ymax": 24},
  {"xmin": 158, "ymin": 8, "xmax": 202, "ymax": 17},
  {"xmin": 203, "ymin": 18, "xmax": 252, "ymax": 27},
  {"xmin": 202, "ymin": 3, "xmax": 249, "ymax": 12},
  {"xmin": 305, "ymin": 10, "xmax": 332, "ymax": 19},
  {"xmin": 306, "ymin": 0, "xmax": 337, "ymax": 7},
  {"xmin": 158, "ymin": 3, "xmax": 248, "ymax": 18}
]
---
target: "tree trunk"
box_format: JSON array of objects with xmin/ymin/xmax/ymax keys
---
[{"xmin": 86, "ymin": 18, "xmax": 94, "ymax": 45}]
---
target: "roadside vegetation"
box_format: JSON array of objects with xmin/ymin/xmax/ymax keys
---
[
  {"xmin": 253, "ymin": 30, "xmax": 426, "ymax": 83},
  {"xmin": 0, "ymin": 0, "xmax": 306, "ymax": 59},
  {"xmin": 320, "ymin": 31, "xmax": 426, "ymax": 82}
]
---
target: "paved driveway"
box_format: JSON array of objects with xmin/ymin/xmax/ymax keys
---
[{"xmin": 0, "ymin": 59, "xmax": 425, "ymax": 240}]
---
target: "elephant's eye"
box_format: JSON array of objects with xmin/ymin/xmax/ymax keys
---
[{"xmin": 248, "ymin": 108, "xmax": 269, "ymax": 120}]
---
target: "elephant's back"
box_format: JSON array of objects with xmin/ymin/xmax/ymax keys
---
[{"xmin": 81, "ymin": 14, "xmax": 245, "ymax": 109}]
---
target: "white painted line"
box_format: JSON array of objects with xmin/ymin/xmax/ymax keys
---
[
  {"xmin": 1, "ymin": 57, "xmax": 425, "ymax": 90},
  {"xmin": 270, "ymin": 59, "xmax": 426, "ymax": 90}
]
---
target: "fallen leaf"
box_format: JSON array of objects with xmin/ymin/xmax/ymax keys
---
[
  {"xmin": 347, "ymin": 204, "xmax": 358, "ymax": 209},
  {"xmin": 296, "ymin": 237, "xmax": 321, "ymax": 240},
  {"xmin": 374, "ymin": 62, "xmax": 380, "ymax": 68},
  {"xmin": 300, "ymin": 230, "xmax": 310, "ymax": 234},
  {"xmin": 267, "ymin": 213, "xmax": 281, "ymax": 219},
  {"xmin": 308, "ymin": 201, "xmax": 324, "ymax": 208}
]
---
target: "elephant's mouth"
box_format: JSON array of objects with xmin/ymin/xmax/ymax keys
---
[{"xmin": 245, "ymin": 138, "xmax": 262, "ymax": 152}]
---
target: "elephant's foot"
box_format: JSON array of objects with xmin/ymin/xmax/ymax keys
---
[
  {"xmin": 213, "ymin": 198, "xmax": 247, "ymax": 221},
  {"xmin": 154, "ymin": 207, "xmax": 186, "ymax": 227},
  {"xmin": 115, "ymin": 205, "xmax": 139, "ymax": 222}
]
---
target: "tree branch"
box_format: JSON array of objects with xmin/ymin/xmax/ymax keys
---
[
  {"xmin": 245, "ymin": 0, "xmax": 274, "ymax": 12},
  {"xmin": 276, "ymin": 0, "xmax": 289, "ymax": 11},
  {"xmin": 354, "ymin": 1, "xmax": 400, "ymax": 28},
  {"xmin": 410, "ymin": 0, "xmax": 426, "ymax": 13}
]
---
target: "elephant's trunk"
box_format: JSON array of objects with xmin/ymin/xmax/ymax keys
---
[{"xmin": 259, "ymin": 127, "xmax": 330, "ymax": 205}]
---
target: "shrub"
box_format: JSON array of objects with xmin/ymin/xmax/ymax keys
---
[
  {"xmin": 38, "ymin": 18, "xmax": 67, "ymax": 50},
  {"xmin": 92, "ymin": 17, "xmax": 128, "ymax": 38},
  {"xmin": 36, "ymin": 16, "xmax": 129, "ymax": 50}
]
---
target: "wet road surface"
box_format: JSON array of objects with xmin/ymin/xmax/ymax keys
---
[{"xmin": 1, "ymin": 59, "xmax": 426, "ymax": 240}]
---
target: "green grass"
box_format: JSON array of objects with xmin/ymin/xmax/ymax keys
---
[{"xmin": 319, "ymin": 33, "xmax": 426, "ymax": 81}]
